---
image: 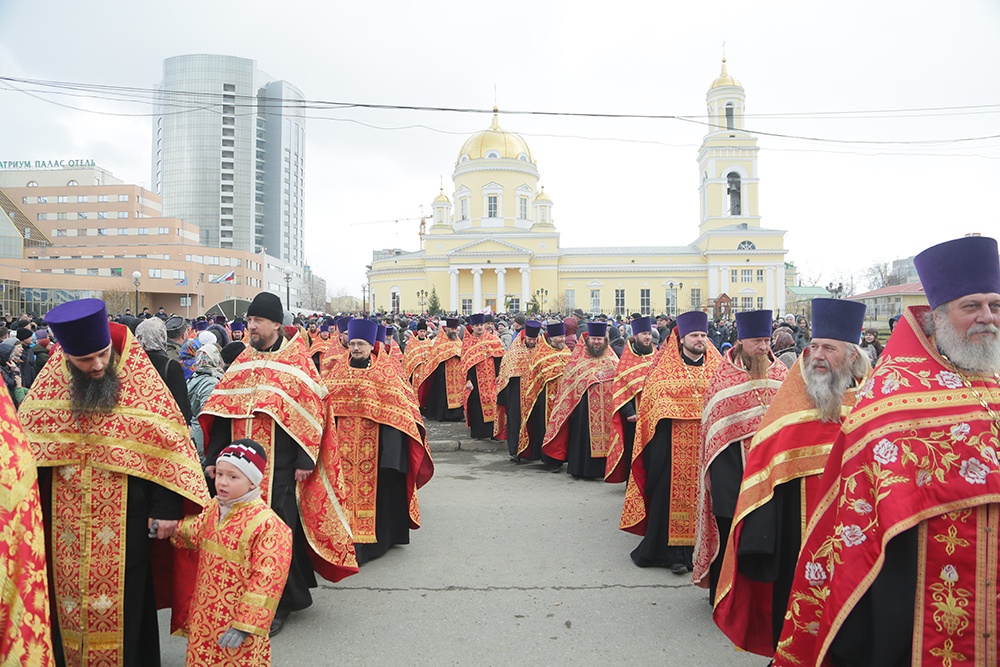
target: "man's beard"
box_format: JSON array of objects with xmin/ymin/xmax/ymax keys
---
[
  {"xmin": 633, "ymin": 340, "xmax": 653, "ymax": 355},
  {"xmin": 934, "ymin": 316, "xmax": 1000, "ymax": 374},
  {"xmin": 682, "ymin": 341, "xmax": 706, "ymax": 358},
  {"xmin": 69, "ymin": 350, "xmax": 121, "ymax": 416},
  {"xmin": 525, "ymin": 338, "xmax": 537, "ymax": 348},
  {"xmin": 740, "ymin": 350, "xmax": 771, "ymax": 379},
  {"xmin": 446, "ymin": 331, "xmax": 458, "ymax": 340},
  {"xmin": 549, "ymin": 338, "xmax": 565, "ymax": 350},
  {"xmin": 249, "ymin": 332, "xmax": 277, "ymax": 351},
  {"xmin": 803, "ymin": 356, "xmax": 853, "ymax": 422},
  {"xmin": 586, "ymin": 339, "xmax": 608, "ymax": 358}
]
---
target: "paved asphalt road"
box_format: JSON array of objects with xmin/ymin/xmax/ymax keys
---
[{"xmin": 159, "ymin": 421, "xmax": 765, "ymax": 666}]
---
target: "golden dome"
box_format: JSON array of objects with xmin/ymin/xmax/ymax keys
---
[
  {"xmin": 710, "ymin": 58, "xmax": 742, "ymax": 90},
  {"xmin": 458, "ymin": 108, "xmax": 533, "ymax": 163},
  {"xmin": 433, "ymin": 188, "xmax": 450, "ymax": 204},
  {"xmin": 533, "ymin": 186, "xmax": 552, "ymax": 203}
]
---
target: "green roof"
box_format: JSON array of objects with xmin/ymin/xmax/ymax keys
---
[{"xmin": 786, "ymin": 285, "xmax": 832, "ymax": 296}]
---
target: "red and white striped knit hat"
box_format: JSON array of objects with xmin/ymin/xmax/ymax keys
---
[{"xmin": 217, "ymin": 439, "xmax": 267, "ymax": 486}]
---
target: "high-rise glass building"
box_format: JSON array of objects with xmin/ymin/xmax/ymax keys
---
[{"xmin": 153, "ymin": 55, "xmax": 305, "ymax": 266}]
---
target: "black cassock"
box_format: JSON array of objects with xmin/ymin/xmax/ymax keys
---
[
  {"xmin": 631, "ymin": 354, "xmax": 703, "ymax": 570},
  {"xmin": 496, "ymin": 376, "xmax": 522, "ymax": 457},
  {"xmin": 562, "ymin": 393, "xmax": 608, "ymax": 479},
  {"xmin": 466, "ymin": 357, "xmax": 501, "ymax": 440},
  {"xmin": 425, "ymin": 362, "xmax": 464, "ymax": 422},
  {"xmin": 354, "ymin": 424, "xmax": 411, "ymax": 565},
  {"xmin": 522, "ymin": 388, "xmax": 548, "ymax": 462}
]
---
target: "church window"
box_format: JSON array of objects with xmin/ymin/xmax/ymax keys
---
[
  {"xmin": 756, "ymin": 269, "xmax": 764, "ymax": 282},
  {"xmin": 725, "ymin": 103, "xmax": 735, "ymax": 130},
  {"xmin": 737, "ymin": 240, "xmax": 756, "ymax": 251},
  {"xmin": 539, "ymin": 206, "xmax": 549, "ymax": 223},
  {"xmin": 741, "ymin": 296, "xmax": 753, "ymax": 311},
  {"xmin": 485, "ymin": 151, "xmax": 500, "ymax": 159},
  {"xmin": 640, "ymin": 289, "xmax": 651, "ymax": 316},
  {"xmin": 614, "ymin": 289, "xmax": 626, "ymax": 317},
  {"xmin": 507, "ymin": 297, "xmax": 520, "ymax": 313},
  {"xmin": 741, "ymin": 269, "xmax": 753, "ymax": 283},
  {"xmin": 461, "ymin": 299, "xmax": 472, "ymax": 316},
  {"xmin": 731, "ymin": 269, "xmax": 738, "ymax": 285},
  {"xmin": 391, "ymin": 291, "xmax": 400, "ymax": 315},
  {"xmin": 690, "ymin": 288, "xmax": 702, "ymax": 309},
  {"xmin": 519, "ymin": 196, "xmax": 528, "ymax": 220},
  {"xmin": 727, "ymin": 172, "xmax": 742, "ymax": 215},
  {"xmin": 564, "ymin": 289, "xmax": 575, "ymax": 309},
  {"xmin": 518, "ymin": 153, "xmax": 529, "ymax": 162},
  {"xmin": 487, "ymin": 195, "xmax": 498, "ymax": 218},
  {"xmin": 757, "ymin": 297, "xmax": 765, "ymax": 310},
  {"xmin": 460, "ymin": 198, "xmax": 468, "ymax": 221},
  {"xmin": 590, "ymin": 289, "xmax": 601, "ymax": 312}
]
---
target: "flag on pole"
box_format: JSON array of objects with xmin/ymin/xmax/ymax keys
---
[
  {"xmin": 211, "ymin": 271, "xmax": 236, "ymax": 283},
  {"xmin": 175, "ymin": 278, "xmax": 188, "ymax": 286}
]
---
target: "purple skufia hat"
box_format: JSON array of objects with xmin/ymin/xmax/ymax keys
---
[
  {"xmin": 547, "ymin": 321, "xmax": 566, "ymax": 337},
  {"xmin": 195, "ymin": 321, "xmax": 209, "ymax": 331},
  {"xmin": 445, "ymin": 317, "xmax": 460, "ymax": 328},
  {"xmin": 676, "ymin": 311, "xmax": 708, "ymax": 338},
  {"xmin": 914, "ymin": 236, "xmax": 1000, "ymax": 309},
  {"xmin": 347, "ymin": 318, "xmax": 377, "ymax": 345},
  {"xmin": 337, "ymin": 316, "xmax": 352, "ymax": 334},
  {"xmin": 386, "ymin": 326, "xmax": 395, "ymax": 337},
  {"xmin": 586, "ymin": 321, "xmax": 607, "ymax": 337},
  {"xmin": 735, "ymin": 310, "xmax": 773, "ymax": 340},
  {"xmin": 376, "ymin": 324, "xmax": 386, "ymax": 343},
  {"xmin": 319, "ymin": 323, "xmax": 330, "ymax": 333},
  {"xmin": 215, "ymin": 315, "xmax": 227, "ymax": 324},
  {"xmin": 524, "ymin": 320, "xmax": 542, "ymax": 337},
  {"xmin": 230, "ymin": 321, "xmax": 245, "ymax": 332},
  {"xmin": 469, "ymin": 313, "xmax": 485, "ymax": 325},
  {"xmin": 631, "ymin": 316, "xmax": 652, "ymax": 334},
  {"xmin": 46, "ymin": 298, "xmax": 111, "ymax": 356},
  {"xmin": 811, "ymin": 298, "xmax": 867, "ymax": 344}
]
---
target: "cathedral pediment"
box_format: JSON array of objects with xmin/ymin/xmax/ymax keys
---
[{"xmin": 447, "ymin": 238, "xmax": 534, "ymax": 257}]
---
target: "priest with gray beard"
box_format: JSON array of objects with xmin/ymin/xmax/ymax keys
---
[{"xmin": 712, "ymin": 298, "xmax": 871, "ymax": 656}]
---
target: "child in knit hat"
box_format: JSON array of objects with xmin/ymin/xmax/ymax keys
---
[{"xmin": 171, "ymin": 439, "xmax": 292, "ymax": 666}]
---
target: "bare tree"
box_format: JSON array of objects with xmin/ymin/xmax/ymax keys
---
[
  {"xmin": 101, "ymin": 286, "xmax": 150, "ymax": 316},
  {"xmin": 862, "ymin": 261, "xmax": 906, "ymax": 292},
  {"xmin": 327, "ymin": 288, "xmax": 361, "ymax": 314}
]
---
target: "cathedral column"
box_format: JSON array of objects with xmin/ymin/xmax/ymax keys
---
[
  {"xmin": 520, "ymin": 267, "xmax": 531, "ymax": 309},
  {"xmin": 472, "ymin": 268, "xmax": 483, "ymax": 312},
  {"xmin": 720, "ymin": 266, "xmax": 730, "ymax": 295},
  {"xmin": 495, "ymin": 267, "xmax": 506, "ymax": 312},
  {"xmin": 449, "ymin": 269, "xmax": 459, "ymax": 313},
  {"xmin": 776, "ymin": 263, "xmax": 787, "ymax": 314},
  {"xmin": 765, "ymin": 266, "xmax": 776, "ymax": 311},
  {"xmin": 708, "ymin": 264, "xmax": 719, "ymax": 298}
]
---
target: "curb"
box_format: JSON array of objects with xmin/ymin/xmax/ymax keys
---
[{"xmin": 426, "ymin": 439, "xmax": 506, "ymax": 453}]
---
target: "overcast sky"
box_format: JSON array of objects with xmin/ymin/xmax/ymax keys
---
[{"xmin": 2, "ymin": 1, "xmax": 998, "ymax": 297}]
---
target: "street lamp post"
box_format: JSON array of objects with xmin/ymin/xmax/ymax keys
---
[
  {"xmin": 826, "ymin": 282, "xmax": 844, "ymax": 299},
  {"xmin": 131, "ymin": 270, "xmax": 141, "ymax": 314},
  {"xmin": 416, "ymin": 289, "xmax": 428, "ymax": 314},
  {"xmin": 665, "ymin": 281, "xmax": 684, "ymax": 317},
  {"xmin": 534, "ymin": 287, "xmax": 548, "ymax": 314},
  {"xmin": 361, "ymin": 284, "xmax": 368, "ymax": 314},
  {"xmin": 283, "ymin": 266, "xmax": 293, "ymax": 310}
]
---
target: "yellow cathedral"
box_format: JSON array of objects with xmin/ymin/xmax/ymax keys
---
[{"xmin": 367, "ymin": 60, "xmax": 789, "ymax": 320}]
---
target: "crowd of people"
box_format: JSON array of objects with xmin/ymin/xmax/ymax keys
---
[{"xmin": 2, "ymin": 234, "xmax": 998, "ymax": 666}]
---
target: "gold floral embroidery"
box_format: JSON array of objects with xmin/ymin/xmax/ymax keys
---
[
  {"xmin": 929, "ymin": 638, "xmax": 967, "ymax": 667},
  {"xmin": 933, "ymin": 525, "xmax": 970, "ymax": 556}
]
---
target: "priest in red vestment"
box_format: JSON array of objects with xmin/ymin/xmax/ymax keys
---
[
  {"xmin": 403, "ymin": 319, "xmax": 433, "ymax": 390},
  {"xmin": 541, "ymin": 322, "xmax": 619, "ymax": 478},
  {"xmin": 775, "ymin": 236, "xmax": 1000, "ymax": 666},
  {"xmin": 201, "ymin": 292, "xmax": 357, "ymax": 637},
  {"xmin": 713, "ymin": 298, "xmax": 870, "ymax": 656},
  {"xmin": 416, "ymin": 317, "xmax": 464, "ymax": 422},
  {"xmin": 518, "ymin": 321, "xmax": 571, "ymax": 464},
  {"xmin": 693, "ymin": 309, "xmax": 787, "ymax": 601},
  {"xmin": 20, "ymin": 298, "xmax": 210, "ymax": 667},
  {"xmin": 1, "ymin": 387, "xmax": 54, "ymax": 666},
  {"xmin": 495, "ymin": 320, "xmax": 540, "ymax": 461},
  {"xmin": 619, "ymin": 311, "xmax": 721, "ymax": 573},
  {"xmin": 325, "ymin": 319, "xmax": 434, "ymax": 564},
  {"xmin": 461, "ymin": 313, "xmax": 505, "ymax": 440},
  {"xmin": 308, "ymin": 320, "xmax": 335, "ymax": 371},
  {"xmin": 605, "ymin": 316, "xmax": 656, "ymax": 483}
]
